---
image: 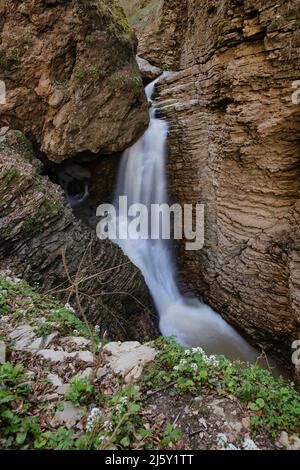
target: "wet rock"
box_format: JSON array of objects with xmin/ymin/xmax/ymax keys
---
[
  {"xmin": 124, "ymin": 0, "xmax": 300, "ymax": 354},
  {"xmin": 136, "ymin": 56, "xmax": 162, "ymax": 82}
]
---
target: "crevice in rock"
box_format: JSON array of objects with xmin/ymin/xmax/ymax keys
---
[{"xmin": 39, "ymin": 150, "xmax": 121, "ymax": 229}]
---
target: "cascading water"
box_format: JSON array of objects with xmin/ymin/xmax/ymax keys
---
[{"xmin": 114, "ymin": 75, "xmax": 259, "ymax": 362}]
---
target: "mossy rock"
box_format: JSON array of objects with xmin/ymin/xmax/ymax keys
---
[{"xmin": 80, "ymin": 0, "xmax": 135, "ymax": 44}]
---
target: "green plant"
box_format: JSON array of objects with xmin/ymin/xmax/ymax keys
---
[
  {"xmin": 65, "ymin": 378, "xmax": 94, "ymax": 406},
  {"xmin": 37, "ymin": 306, "xmax": 91, "ymax": 338},
  {"xmin": 34, "ymin": 427, "xmax": 76, "ymax": 450},
  {"xmin": 0, "ymin": 292, "xmax": 9, "ymax": 315},
  {"xmin": 4, "ymin": 167, "xmax": 21, "ymax": 181},
  {"xmin": 89, "ymin": 64, "xmax": 105, "ymax": 80},
  {"xmin": 0, "ymin": 47, "xmax": 19, "ymax": 73},
  {"xmin": 0, "ymin": 363, "xmax": 40, "ymax": 449},
  {"xmin": 160, "ymin": 421, "xmax": 181, "ymax": 447},
  {"xmin": 143, "ymin": 337, "xmax": 300, "ymax": 437},
  {"xmin": 74, "ymin": 68, "xmax": 87, "ymax": 81},
  {"xmin": 23, "ymin": 217, "xmax": 36, "ymax": 230},
  {"xmin": 53, "ymin": 80, "xmax": 69, "ymax": 89}
]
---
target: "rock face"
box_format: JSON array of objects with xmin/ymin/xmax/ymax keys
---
[
  {"xmin": 0, "ymin": 129, "xmax": 157, "ymax": 341},
  {"xmin": 120, "ymin": 0, "xmax": 186, "ymax": 69},
  {"xmin": 122, "ymin": 0, "xmax": 300, "ymax": 356},
  {"xmin": 136, "ymin": 56, "xmax": 162, "ymax": 82},
  {"xmin": 0, "ymin": 0, "xmax": 149, "ymax": 162}
]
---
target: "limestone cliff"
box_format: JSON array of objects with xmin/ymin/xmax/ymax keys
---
[
  {"xmin": 121, "ymin": 0, "xmax": 300, "ymax": 357},
  {"xmin": 0, "ymin": 0, "xmax": 149, "ymax": 162}
]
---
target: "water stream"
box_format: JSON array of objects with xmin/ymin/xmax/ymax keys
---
[{"xmin": 113, "ymin": 75, "xmax": 260, "ymax": 363}]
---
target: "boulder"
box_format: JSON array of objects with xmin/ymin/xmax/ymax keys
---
[
  {"xmin": 0, "ymin": 0, "xmax": 149, "ymax": 161},
  {"xmin": 136, "ymin": 56, "xmax": 162, "ymax": 82},
  {"xmin": 103, "ymin": 341, "xmax": 157, "ymax": 382}
]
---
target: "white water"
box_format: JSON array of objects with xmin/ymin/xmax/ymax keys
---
[{"xmin": 114, "ymin": 75, "xmax": 259, "ymax": 362}]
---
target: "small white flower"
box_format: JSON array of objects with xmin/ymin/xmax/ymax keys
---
[
  {"xmin": 94, "ymin": 325, "xmax": 100, "ymax": 333},
  {"xmin": 191, "ymin": 363, "xmax": 198, "ymax": 372},
  {"xmin": 86, "ymin": 407, "xmax": 101, "ymax": 433},
  {"xmin": 65, "ymin": 303, "xmax": 76, "ymax": 314},
  {"xmin": 103, "ymin": 420, "xmax": 113, "ymax": 432},
  {"xmin": 184, "ymin": 349, "xmax": 191, "ymax": 356},
  {"xmin": 205, "ymin": 355, "xmax": 219, "ymax": 367},
  {"xmin": 173, "ymin": 365, "xmax": 180, "ymax": 371},
  {"xmin": 224, "ymin": 443, "xmax": 239, "ymax": 451},
  {"xmin": 217, "ymin": 433, "xmax": 228, "ymax": 447},
  {"xmin": 192, "ymin": 347, "xmax": 205, "ymax": 355},
  {"xmin": 217, "ymin": 433, "xmax": 240, "ymax": 450},
  {"xmin": 243, "ymin": 438, "xmax": 259, "ymax": 450},
  {"xmin": 180, "ymin": 359, "xmax": 187, "ymax": 366}
]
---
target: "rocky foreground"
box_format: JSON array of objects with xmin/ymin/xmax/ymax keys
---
[{"xmin": 0, "ymin": 271, "xmax": 299, "ymax": 450}]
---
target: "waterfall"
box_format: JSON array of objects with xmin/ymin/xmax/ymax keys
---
[{"xmin": 113, "ymin": 75, "xmax": 259, "ymax": 362}]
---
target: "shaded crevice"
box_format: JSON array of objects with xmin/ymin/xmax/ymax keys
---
[{"xmin": 38, "ymin": 149, "xmax": 122, "ymax": 229}]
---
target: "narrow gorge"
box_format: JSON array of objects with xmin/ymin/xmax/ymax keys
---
[
  {"xmin": 120, "ymin": 0, "xmax": 300, "ymax": 365},
  {"xmin": 0, "ymin": 0, "xmax": 299, "ymax": 453}
]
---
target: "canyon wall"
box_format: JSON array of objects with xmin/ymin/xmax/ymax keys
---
[{"xmin": 122, "ymin": 0, "xmax": 300, "ymax": 356}]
